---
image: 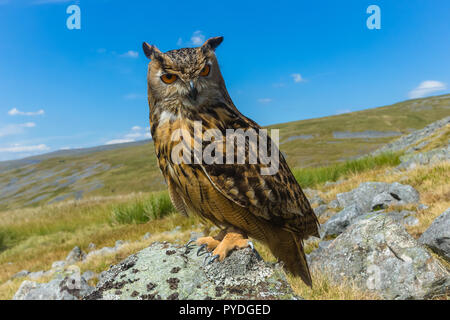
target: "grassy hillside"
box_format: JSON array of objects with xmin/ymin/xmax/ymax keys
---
[{"xmin": 0, "ymin": 93, "xmax": 449, "ymax": 211}]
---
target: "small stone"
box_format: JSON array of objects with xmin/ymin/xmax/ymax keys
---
[
  {"xmin": 115, "ymin": 240, "xmax": 124, "ymax": 248},
  {"xmin": 65, "ymin": 246, "xmax": 86, "ymax": 264},
  {"xmin": 142, "ymin": 232, "xmax": 151, "ymax": 240}
]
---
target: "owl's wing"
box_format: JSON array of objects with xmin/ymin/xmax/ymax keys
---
[{"xmin": 198, "ymin": 105, "xmax": 319, "ymax": 238}]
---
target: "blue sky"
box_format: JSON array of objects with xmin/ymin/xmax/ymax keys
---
[{"xmin": 0, "ymin": 0, "xmax": 449, "ymax": 161}]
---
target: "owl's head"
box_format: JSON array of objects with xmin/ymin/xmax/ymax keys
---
[{"xmin": 143, "ymin": 36, "xmax": 225, "ymax": 107}]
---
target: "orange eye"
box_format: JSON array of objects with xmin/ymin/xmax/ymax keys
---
[
  {"xmin": 199, "ymin": 64, "xmax": 210, "ymax": 77},
  {"xmin": 160, "ymin": 73, "xmax": 178, "ymax": 84}
]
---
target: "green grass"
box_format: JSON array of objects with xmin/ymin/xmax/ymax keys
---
[
  {"xmin": 293, "ymin": 152, "xmax": 402, "ymax": 188},
  {"xmin": 111, "ymin": 192, "xmax": 176, "ymax": 224},
  {"xmin": 0, "ymin": 230, "xmax": 6, "ymax": 252}
]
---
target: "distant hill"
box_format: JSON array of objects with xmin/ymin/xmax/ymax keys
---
[{"xmin": 0, "ymin": 94, "xmax": 448, "ymax": 211}]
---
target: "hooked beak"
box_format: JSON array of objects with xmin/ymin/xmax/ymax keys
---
[{"xmin": 188, "ymin": 80, "xmax": 198, "ymax": 101}]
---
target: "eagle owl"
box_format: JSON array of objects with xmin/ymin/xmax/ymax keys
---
[{"xmin": 142, "ymin": 36, "xmax": 319, "ymax": 286}]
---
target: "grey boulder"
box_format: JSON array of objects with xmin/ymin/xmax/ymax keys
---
[
  {"xmin": 337, "ymin": 182, "xmax": 420, "ymax": 212},
  {"xmin": 321, "ymin": 204, "xmax": 363, "ymax": 238},
  {"xmin": 419, "ymin": 208, "xmax": 450, "ymax": 261},
  {"xmin": 310, "ymin": 214, "xmax": 449, "ymax": 299}
]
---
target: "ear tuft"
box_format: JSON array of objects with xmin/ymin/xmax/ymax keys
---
[
  {"xmin": 142, "ymin": 42, "xmax": 163, "ymax": 60},
  {"xmin": 201, "ymin": 36, "xmax": 224, "ymax": 51}
]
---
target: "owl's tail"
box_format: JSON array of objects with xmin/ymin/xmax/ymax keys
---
[{"xmin": 267, "ymin": 229, "xmax": 312, "ymax": 287}]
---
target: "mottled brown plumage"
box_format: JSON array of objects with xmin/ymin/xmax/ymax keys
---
[{"xmin": 142, "ymin": 37, "xmax": 319, "ymax": 286}]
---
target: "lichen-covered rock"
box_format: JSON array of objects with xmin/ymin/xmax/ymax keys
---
[
  {"xmin": 13, "ymin": 267, "xmax": 94, "ymax": 300},
  {"xmin": 83, "ymin": 242, "xmax": 299, "ymax": 300},
  {"xmin": 310, "ymin": 214, "xmax": 449, "ymax": 299},
  {"xmin": 419, "ymin": 208, "xmax": 450, "ymax": 261},
  {"xmin": 336, "ymin": 182, "xmax": 419, "ymax": 212}
]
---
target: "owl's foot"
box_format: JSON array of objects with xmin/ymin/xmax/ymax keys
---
[
  {"xmin": 195, "ymin": 236, "xmax": 220, "ymax": 256},
  {"xmin": 206, "ymin": 232, "xmax": 250, "ymax": 263}
]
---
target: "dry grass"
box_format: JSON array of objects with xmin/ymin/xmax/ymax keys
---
[{"xmin": 287, "ymin": 272, "xmax": 380, "ymax": 300}]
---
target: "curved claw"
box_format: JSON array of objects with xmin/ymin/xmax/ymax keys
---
[
  {"xmin": 185, "ymin": 239, "xmax": 195, "ymax": 248},
  {"xmin": 203, "ymin": 252, "xmax": 212, "ymax": 265},
  {"xmin": 184, "ymin": 239, "xmax": 197, "ymax": 253},
  {"xmin": 197, "ymin": 244, "xmax": 208, "ymax": 256},
  {"xmin": 208, "ymin": 254, "xmax": 220, "ymax": 265},
  {"xmin": 248, "ymin": 241, "xmax": 262, "ymax": 259}
]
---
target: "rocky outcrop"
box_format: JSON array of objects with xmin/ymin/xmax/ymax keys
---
[
  {"xmin": 419, "ymin": 208, "xmax": 450, "ymax": 261},
  {"xmin": 83, "ymin": 242, "xmax": 299, "ymax": 300},
  {"xmin": 310, "ymin": 214, "xmax": 450, "ymax": 299},
  {"xmin": 397, "ymin": 146, "xmax": 450, "ymax": 170},
  {"xmin": 13, "ymin": 267, "xmax": 94, "ymax": 300},
  {"xmin": 372, "ymin": 116, "xmax": 450, "ymax": 155}
]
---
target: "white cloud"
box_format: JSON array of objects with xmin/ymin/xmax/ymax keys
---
[
  {"xmin": 408, "ymin": 80, "xmax": 447, "ymax": 99},
  {"xmin": 176, "ymin": 37, "xmax": 183, "ymax": 46},
  {"xmin": 105, "ymin": 126, "xmax": 151, "ymax": 145},
  {"xmin": 8, "ymin": 108, "xmax": 45, "ymax": 116},
  {"xmin": 120, "ymin": 50, "xmax": 139, "ymax": 58},
  {"xmin": 258, "ymin": 98, "xmax": 272, "ymax": 104},
  {"xmin": 105, "ymin": 139, "xmax": 134, "ymax": 145},
  {"xmin": 0, "ymin": 122, "xmax": 36, "ymax": 137},
  {"xmin": 124, "ymin": 132, "xmax": 142, "ymax": 139},
  {"xmin": 190, "ymin": 31, "xmax": 205, "ymax": 46},
  {"xmin": 335, "ymin": 109, "xmax": 351, "ymax": 115},
  {"xmin": 0, "ymin": 144, "xmax": 49, "ymax": 153},
  {"xmin": 291, "ymin": 73, "xmax": 304, "ymax": 83}
]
